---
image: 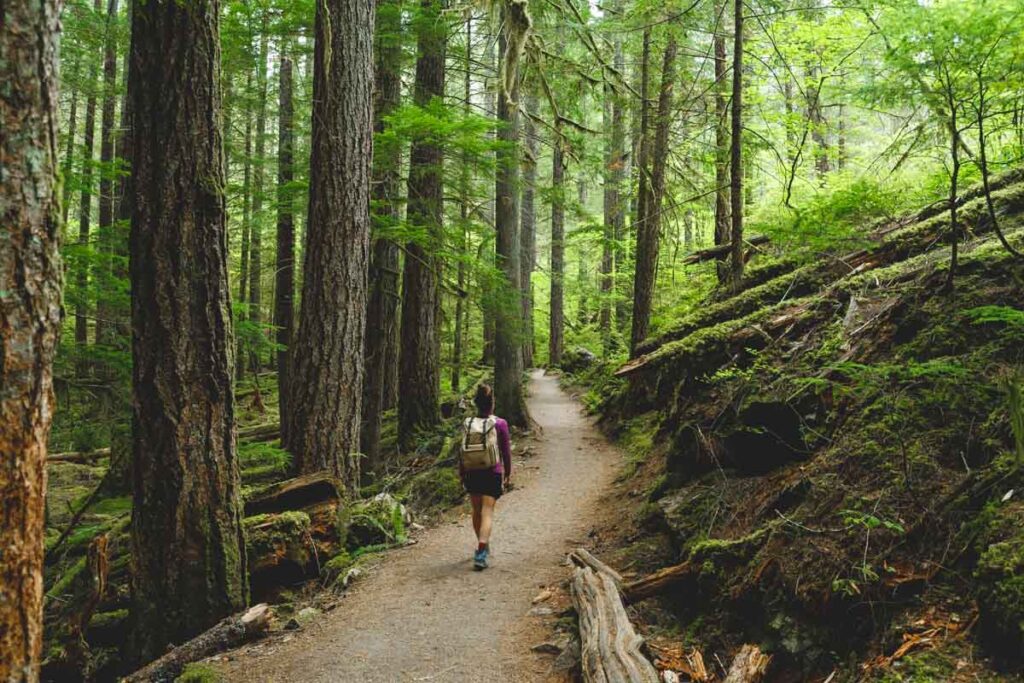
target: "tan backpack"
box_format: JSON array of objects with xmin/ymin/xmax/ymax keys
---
[{"xmin": 460, "ymin": 416, "xmax": 500, "ymax": 471}]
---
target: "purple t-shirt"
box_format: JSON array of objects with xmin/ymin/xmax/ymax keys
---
[{"xmin": 460, "ymin": 415, "xmax": 512, "ymax": 477}]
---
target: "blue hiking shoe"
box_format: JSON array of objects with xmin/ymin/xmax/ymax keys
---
[{"xmin": 473, "ymin": 546, "xmax": 489, "ymax": 570}]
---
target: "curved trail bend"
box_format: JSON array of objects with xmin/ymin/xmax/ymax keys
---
[{"xmin": 218, "ymin": 369, "xmax": 618, "ymax": 682}]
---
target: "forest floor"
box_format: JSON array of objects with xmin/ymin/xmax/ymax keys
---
[{"xmin": 212, "ymin": 370, "xmax": 619, "ymax": 682}]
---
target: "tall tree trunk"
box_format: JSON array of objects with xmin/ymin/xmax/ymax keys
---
[
  {"xmin": 520, "ymin": 89, "xmax": 538, "ymax": 368},
  {"xmin": 0, "ymin": 5, "xmax": 63, "ymax": 678},
  {"xmin": 729, "ymin": 0, "xmax": 745, "ymax": 285},
  {"xmin": 480, "ymin": 29, "xmax": 497, "ymax": 367},
  {"xmin": 611, "ymin": 35, "xmax": 628, "ymax": 333},
  {"xmin": 630, "ymin": 36, "xmax": 677, "ymax": 356},
  {"xmin": 62, "ymin": 55, "xmax": 81, "ymax": 226},
  {"xmin": 361, "ymin": 0, "xmax": 404, "ymax": 467},
  {"xmin": 275, "ymin": 54, "xmax": 295, "ymax": 443},
  {"xmin": 494, "ymin": 6, "xmax": 531, "ymax": 427},
  {"xmin": 95, "ymin": 0, "xmax": 119, "ymax": 348},
  {"xmin": 76, "ymin": 0, "xmax": 103, "ymax": 361},
  {"xmin": 452, "ymin": 14, "xmax": 472, "ymax": 393},
  {"xmin": 398, "ymin": 0, "xmax": 446, "ymax": 449},
  {"xmin": 549, "ymin": 130, "xmax": 566, "ymax": 367},
  {"xmin": 714, "ymin": 0, "xmax": 730, "ymax": 283},
  {"xmin": 128, "ymin": 0, "xmax": 248, "ymax": 663},
  {"xmin": 249, "ymin": 20, "xmax": 269, "ymax": 372},
  {"xmin": 633, "ymin": 27, "xmax": 652, "ymax": 268},
  {"xmin": 236, "ymin": 78, "xmax": 253, "ymax": 382},
  {"xmin": 600, "ymin": 86, "xmax": 614, "ymax": 351},
  {"xmin": 284, "ymin": 0, "xmax": 374, "ymax": 484},
  {"xmin": 944, "ymin": 86, "xmax": 960, "ymax": 292}
]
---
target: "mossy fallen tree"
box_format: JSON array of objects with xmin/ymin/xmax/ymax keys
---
[{"xmin": 124, "ymin": 604, "xmax": 272, "ymax": 683}]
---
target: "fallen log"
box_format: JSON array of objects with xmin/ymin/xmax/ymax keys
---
[
  {"xmin": 244, "ymin": 471, "xmax": 343, "ymax": 516},
  {"xmin": 237, "ymin": 422, "xmax": 280, "ymax": 443},
  {"xmin": 622, "ymin": 561, "xmax": 695, "ymax": 604},
  {"xmin": 48, "ymin": 448, "xmax": 111, "ymax": 464},
  {"xmin": 572, "ymin": 565, "xmax": 660, "ymax": 683},
  {"xmin": 570, "ymin": 547, "xmax": 624, "ymax": 587},
  {"xmin": 124, "ymin": 603, "xmax": 273, "ymax": 683},
  {"xmin": 682, "ymin": 235, "xmax": 770, "ymax": 265},
  {"xmin": 723, "ymin": 644, "xmax": 771, "ymax": 683}
]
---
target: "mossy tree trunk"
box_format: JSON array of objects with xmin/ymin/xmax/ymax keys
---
[
  {"xmin": 94, "ymin": 0, "xmax": 119, "ymax": 348},
  {"xmin": 362, "ymin": 0, "xmax": 404, "ymax": 467},
  {"xmin": 0, "ymin": 3, "xmax": 63, "ymax": 677},
  {"xmin": 398, "ymin": 0, "xmax": 446, "ymax": 449},
  {"xmin": 494, "ymin": 9, "xmax": 530, "ymax": 427},
  {"xmin": 284, "ymin": 0, "xmax": 374, "ymax": 485},
  {"xmin": 714, "ymin": 0, "xmax": 731, "ymax": 284},
  {"xmin": 521, "ymin": 89, "xmax": 538, "ymax": 368},
  {"xmin": 249, "ymin": 16, "xmax": 269, "ymax": 372},
  {"xmin": 729, "ymin": 0, "xmax": 745, "ymax": 286},
  {"xmin": 127, "ymin": 0, "xmax": 248, "ymax": 663}
]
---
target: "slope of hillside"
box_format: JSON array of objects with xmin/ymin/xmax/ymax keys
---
[{"xmin": 577, "ymin": 171, "xmax": 1024, "ymax": 681}]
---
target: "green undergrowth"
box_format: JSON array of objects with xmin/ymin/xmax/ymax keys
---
[{"xmin": 575, "ymin": 172, "xmax": 1024, "ymax": 679}]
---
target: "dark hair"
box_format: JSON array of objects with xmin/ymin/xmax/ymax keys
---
[{"xmin": 473, "ymin": 383, "xmax": 495, "ymax": 418}]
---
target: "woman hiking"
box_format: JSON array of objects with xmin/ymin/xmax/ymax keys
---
[{"xmin": 458, "ymin": 384, "xmax": 512, "ymax": 570}]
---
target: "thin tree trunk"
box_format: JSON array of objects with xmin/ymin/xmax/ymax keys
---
[
  {"xmin": 62, "ymin": 55, "xmax": 81, "ymax": 226},
  {"xmin": 236, "ymin": 77, "xmax": 253, "ymax": 382},
  {"xmin": 94, "ymin": 0, "xmax": 119, "ymax": 348},
  {"xmin": 520, "ymin": 89, "xmax": 538, "ymax": 368},
  {"xmin": 601, "ymin": 86, "xmax": 615, "ymax": 351},
  {"xmin": 714, "ymin": 0, "xmax": 730, "ymax": 283},
  {"xmin": 275, "ymin": 54, "xmax": 296, "ymax": 443},
  {"xmin": 452, "ymin": 15, "xmax": 472, "ymax": 392},
  {"xmin": 630, "ymin": 36, "xmax": 677, "ymax": 356},
  {"xmin": 611, "ymin": 34, "xmax": 628, "ymax": 333},
  {"xmin": 398, "ymin": 0, "xmax": 446, "ymax": 449},
  {"xmin": 76, "ymin": 0, "xmax": 103, "ymax": 362},
  {"xmin": 549, "ymin": 130, "xmax": 566, "ymax": 367},
  {"xmin": 249, "ymin": 19, "xmax": 269, "ymax": 372},
  {"xmin": 128, "ymin": 0, "xmax": 248, "ymax": 663},
  {"xmin": 729, "ymin": 0, "xmax": 745, "ymax": 285},
  {"xmin": 494, "ymin": 7, "xmax": 530, "ymax": 427},
  {"xmin": 0, "ymin": 5, "xmax": 63, "ymax": 677},
  {"xmin": 944, "ymin": 82, "xmax": 960, "ymax": 292},
  {"xmin": 633, "ymin": 27, "xmax": 652, "ymax": 273},
  {"xmin": 284, "ymin": 0, "xmax": 374, "ymax": 485},
  {"xmin": 361, "ymin": 0, "xmax": 404, "ymax": 467}
]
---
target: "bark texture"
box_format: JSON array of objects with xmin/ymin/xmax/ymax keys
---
[
  {"xmin": 494, "ymin": 15, "xmax": 530, "ymax": 427},
  {"xmin": 520, "ymin": 90, "xmax": 538, "ymax": 368},
  {"xmin": 361, "ymin": 0, "xmax": 404, "ymax": 467},
  {"xmin": 398, "ymin": 0, "xmax": 446, "ymax": 449},
  {"xmin": 248, "ymin": 19, "xmax": 269, "ymax": 370},
  {"xmin": 127, "ymin": 0, "xmax": 248, "ymax": 662},
  {"xmin": 549, "ymin": 134, "xmax": 566, "ymax": 367},
  {"xmin": 0, "ymin": 3, "xmax": 63, "ymax": 678},
  {"xmin": 94, "ymin": 0, "xmax": 119, "ymax": 347},
  {"xmin": 284, "ymin": 0, "xmax": 374, "ymax": 485},
  {"xmin": 75, "ymin": 0, "xmax": 103, "ymax": 354},
  {"xmin": 275, "ymin": 54, "xmax": 295, "ymax": 439},
  {"xmin": 714, "ymin": 0, "xmax": 731, "ymax": 283},
  {"xmin": 729, "ymin": 0, "xmax": 745, "ymax": 284},
  {"xmin": 630, "ymin": 38, "xmax": 676, "ymax": 355}
]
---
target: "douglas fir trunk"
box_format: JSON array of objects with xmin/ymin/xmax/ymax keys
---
[
  {"xmin": 284, "ymin": 0, "xmax": 374, "ymax": 484},
  {"xmin": 127, "ymin": 0, "xmax": 248, "ymax": 662},
  {"xmin": 0, "ymin": 4, "xmax": 63, "ymax": 677}
]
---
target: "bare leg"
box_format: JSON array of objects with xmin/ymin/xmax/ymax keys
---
[
  {"xmin": 478, "ymin": 495, "xmax": 497, "ymax": 546},
  {"xmin": 470, "ymin": 494, "xmax": 483, "ymax": 541}
]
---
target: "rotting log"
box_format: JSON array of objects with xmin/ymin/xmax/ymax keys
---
[
  {"xmin": 682, "ymin": 235, "xmax": 770, "ymax": 265},
  {"xmin": 722, "ymin": 644, "xmax": 771, "ymax": 683},
  {"xmin": 244, "ymin": 471, "xmax": 343, "ymax": 516},
  {"xmin": 571, "ymin": 565, "xmax": 660, "ymax": 683},
  {"xmin": 622, "ymin": 561, "xmax": 695, "ymax": 604},
  {"xmin": 48, "ymin": 448, "xmax": 111, "ymax": 463},
  {"xmin": 570, "ymin": 547, "xmax": 624, "ymax": 587},
  {"xmin": 124, "ymin": 604, "xmax": 272, "ymax": 683},
  {"xmin": 237, "ymin": 422, "xmax": 281, "ymax": 443}
]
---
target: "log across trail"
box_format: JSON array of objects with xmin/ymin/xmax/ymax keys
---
[{"xmin": 216, "ymin": 370, "xmax": 618, "ymax": 682}]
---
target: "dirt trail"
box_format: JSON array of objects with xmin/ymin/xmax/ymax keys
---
[{"xmin": 217, "ymin": 370, "xmax": 618, "ymax": 682}]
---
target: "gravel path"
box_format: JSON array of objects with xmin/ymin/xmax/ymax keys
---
[{"xmin": 216, "ymin": 370, "xmax": 618, "ymax": 682}]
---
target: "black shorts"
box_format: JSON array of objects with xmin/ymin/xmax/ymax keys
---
[{"xmin": 462, "ymin": 469, "xmax": 503, "ymax": 499}]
